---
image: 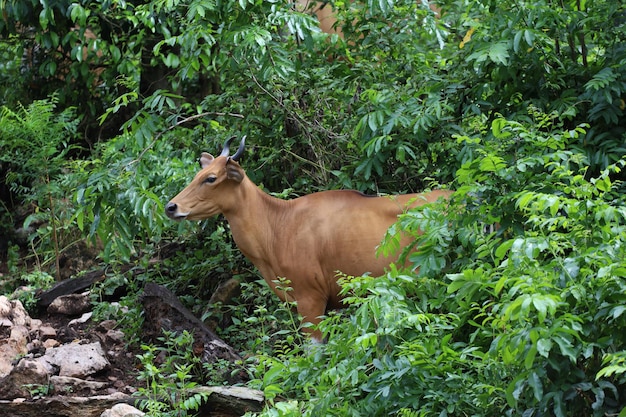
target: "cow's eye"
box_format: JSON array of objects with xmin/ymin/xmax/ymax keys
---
[{"xmin": 204, "ymin": 176, "xmax": 217, "ymax": 184}]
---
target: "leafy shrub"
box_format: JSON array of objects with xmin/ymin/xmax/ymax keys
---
[
  {"xmin": 69, "ymin": 127, "xmax": 203, "ymax": 262},
  {"xmin": 0, "ymin": 40, "xmax": 26, "ymax": 106},
  {"xmin": 136, "ymin": 330, "xmax": 211, "ymax": 416},
  {"xmin": 245, "ymin": 112, "xmax": 626, "ymax": 416},
  {"xmin": 7, "ymin": 270, "xmax": 55, "ymax": 313},
  {"xmin": 451, "ymin": 0, "xmax": 626, "ymax": 174},
  {"xmin": 216, "ymin": 277, "xmax": 306, "ymax": 356},
  {"xmin": 0, "ymin": 96, "xmax": 79, "ymax": 278},
  {"xmin": 448, "ymin": 116, "xmax": 626, "ymax": 416}
]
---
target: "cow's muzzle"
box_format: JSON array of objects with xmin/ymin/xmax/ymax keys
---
[{"xmin": 165, "ymin": 202, "xmax": 189, "ymax": 219}]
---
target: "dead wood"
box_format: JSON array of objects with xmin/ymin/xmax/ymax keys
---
[{"xmin": 141, "ymin": 283, "xmax": 245, "ymax": 382}]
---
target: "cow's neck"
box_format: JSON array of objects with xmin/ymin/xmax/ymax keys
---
[{"xmin": 221, "ymin": 177, "xmax": 288, "ymax": 267}]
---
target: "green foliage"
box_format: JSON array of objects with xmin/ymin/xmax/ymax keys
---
[
  {"xmin": 22, "ymin": 382, "xmax": 54, "ymax": 399},
  {"xmin": 0, "ymin": 96, "xmax": 76, "ymax": 204},
  {"xmin": 136, "ymin": 330, "xmax": 211, "ymax": 416},
  {"xmin": 336, "ymin": 0, "xmax": 458, "ymax": 189},
  {"xmin": 0, "ymin": 40, "xmax": 25, "ymax": 106},
  {"xmin": 88, "ymin": 268, "xmax": 146, "ymax": 346},
  {"xmin": 6, "ymin": 270, "xmax": 55, "ymax": 313},
  {"xmin": 3, "ymin": 0, "xmax": 623, "ymax": 192},
  {"xmin": 246, "ymin": 111, "xmax": 626, "ymax": 416},
  {"xmin": 161, "ymin": 224, "xmax": 244, "ymax": 303},
  {"xmin": 452, "ymin": 0, "xmax": 626, "ymax": 172},
  {"xmin": 247, "ymin": 270, "xmax": 509, "ymax": 416},
  {"xmin": 448, "ymin": 117, "xmax": 626, "ymax": 416},
  {"xmin": 70, "ymin": 127, "xmax": 201, "ymax": 262},
  {"xmin": 212, "ymin": 278, "xmax": 306, "ymax": 356},
  {"xmin": 0, "ymin": 0, "xmax": 140, "ymax": 134},
  {"xmin": 0, "ymin": 96, "xmax": 79, "ymax": 277}
]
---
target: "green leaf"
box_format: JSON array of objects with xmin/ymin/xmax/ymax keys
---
[
  {"xmin": 506, "ymin": 374, "xmax": 525, "ymax": 407},
  {"xmin": 75, "ymin": 209, "xmax": 84, "ymax": 231},
  {"xmin": 110, "ymin": 45, "xmax": 122, "ymax": 62},
  {"xmin": 516, "ymin": 191, "xmax": 534, "ymax": 210},
  {"xmin": 537, "ymin": 338, "xmax": 553, "ymax": 358},
  {"xmin": 69, "ymin": 3, "xmax": 89, "ymax": 26},
  {"xmin": 553, "ymin": 335, "xmax": 577, "ymax": 363},
  {"xmin": 609, "ymin": 305, "xmax": 626, "ymax": 320},
  {"xmin": 597, "ymin": 364, "xmax": 626, "ymax": 379},
  {"xmin": 479, "ymin": 155, "xmax": 506, "ymax": 172},
  {"xmin": 488, "ymin": 42, "xmax": 510, "ymax": 65},
  {"xmin": 263, "ymin": 362, "xmax": 285, "ymax": 386},
  {"xmin": 494, "ymin": 275, "xmax": 508, "ymax": 295},
  {"xmin": 495, "ymin": 239, "xmax": 514, "ymax": 261},
  {"xmin": 524, "ymin": 29, "xmax": 535, "ymax": 47},
  {"xmin": 513, "ymin": 31, "xmax": 523, "ymax": 53},
  {"xmin": 263, "ymin": 384, "xmax": 284, "ymax": 401},
  {"xmin": 525, "ymin": 345, "xmax": 537, "ymax": 369},
  {"xmin": 355, "ymin": 332, "xmax": 377, "ymax": 348},
  {"xmin": 492, "ymin": 118, "xmax": 512, "ymax": 138},
  {"xmin": 529, "ymin": 371, "xmax": 543, "ymax": 401},
  {"xmin": 446, "ymin": 273, "xmax": 466, "ymax": 293},
  {"xmin": 531, "ymin": 295, "xmax": 557, "ymax": 323}
]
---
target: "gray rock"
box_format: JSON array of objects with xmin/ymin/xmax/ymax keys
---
[
  {"xmin": 105, "ymin": 329, "xmax": 125, "ymax": 345},
  {"xmin": 0, "ymin": 296, "xmax": 31, "ymax": 327},
  {"xmin": 37, "ymin": 325, "xmax": 57, "ymax": 340},
  {"xmin": 0, "ymin": 358, "xmax": 51, "ymax": 399},
  {"xmin": 0, "ymin": 295, "xmax": 39, "ymax": 379},
  {"xmin": 0, "ymin": 296, "xmax": 11, "ymax": 318},
  {"xmin": 97, "ymin": 320, "xmax": 118, "ymax": 332},
  {"xmin": 0, "ymin": 325, "xmax": 29, "ymax": 378},
  {"xmin": 39, "ymin": 342, "xmax": 110, "ymax": 378},
  {"xmin": 50, "ymin": 375, "xmax": 108, "ymax": 393},
  {"xmin": 100, "ymin": 403, "xmax": 145, "ymax": 417},
  {"xmin": 47, "ymin": 293, "xmax": 92, "ymax": 316},
  {"xmin": 0, "ymin": 392, "xmax": 133, "ymax": 417},
  {"xmin": 69, "ymin": 311, "xmax": 93, "ymax": 325},
  {"xmin": 29, "ymin": 318, "xmax": 43, "ymax": 331}
]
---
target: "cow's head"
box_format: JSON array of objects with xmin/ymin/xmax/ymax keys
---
[{"xmin": 165, "ymin": 136, "xmax": 246, "ymax": 220}]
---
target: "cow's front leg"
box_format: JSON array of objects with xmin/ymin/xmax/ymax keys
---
[{"xmin": 296, "ymin": 296, "xmax": 327, "ymax": 343}]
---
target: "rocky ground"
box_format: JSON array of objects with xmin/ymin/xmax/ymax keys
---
[
  {"xmin": 0, "ymin": 284, "xmax": 264, "ymax": 417},
  {"xmin": 0, "ymin": 294, "xmax": 135, "ymax": 396}
]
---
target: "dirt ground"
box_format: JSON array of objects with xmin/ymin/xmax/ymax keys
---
[
  {"xmin": 2, "ymin": 240, "xmax": 257, "ymax": 415},
  {"xmin": 33, "ymin": 310, "xmax": 142, "ymax": 397}
]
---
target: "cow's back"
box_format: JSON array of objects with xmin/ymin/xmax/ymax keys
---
[{"xmin": 274, "ymin": 189, "xmax": 452, "ymax": 309}]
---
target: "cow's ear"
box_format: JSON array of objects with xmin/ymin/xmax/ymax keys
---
[
  {"xmin": 199, "ymin": 153, "xmax": 214, "ymax": 169},
  {"xmin": 226, "ymin": 159, "xmax": 244, "ymax": 183}
]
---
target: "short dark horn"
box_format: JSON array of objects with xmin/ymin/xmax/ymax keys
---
[
  {"xmin": 219, "ymin": 136, "xmax": 237, "ymax": 157},
  {"xmin": 231, "ymin": 136, "xmax": 246, "ymax": 161}
]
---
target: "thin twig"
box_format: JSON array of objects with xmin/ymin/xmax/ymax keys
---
[{"xmin": 129, "ymin": 111, "xmax": 245, "ymax": 166}]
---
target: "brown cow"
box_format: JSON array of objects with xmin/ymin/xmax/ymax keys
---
[{"xmin": 165, "ymin": 137, "xmax": 452, "ymax": 341}]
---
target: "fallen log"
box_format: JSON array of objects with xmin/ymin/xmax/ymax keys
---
[
  {"xmin": 141, "ymin": 283, "xmax": 245, "ymax": 382},
  {"xmin": 0, "ymin": 393, "xmax": 134, "ymax": 417},
  {"xmin": 36, "ymin": 261, "xmax": 160, "ymax": 308},
  {"xmin": 0, "ymin": 386, "xmax": 265, "ymax": 417},
  {"xmin": 36, "ymin": 268, "xmax": 109, "ymax": 308}
]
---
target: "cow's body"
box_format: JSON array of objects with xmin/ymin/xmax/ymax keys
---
[{"xmin": 166, "ymin": 138, "xmax": 452, "ymax": 341}]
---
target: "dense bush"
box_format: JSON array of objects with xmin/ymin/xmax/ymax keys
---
[
  {"xmin": 247, "ymin": 114, "xmax": 626, "ymax": 416},
  {"xmin": 0, "ymin": 97, "xmax": 78, "ymax": 278}
]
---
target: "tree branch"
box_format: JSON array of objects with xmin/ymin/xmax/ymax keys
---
[{"xmin": 129, "ymin": 111, "xmax": 245, "ymax": 166}]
